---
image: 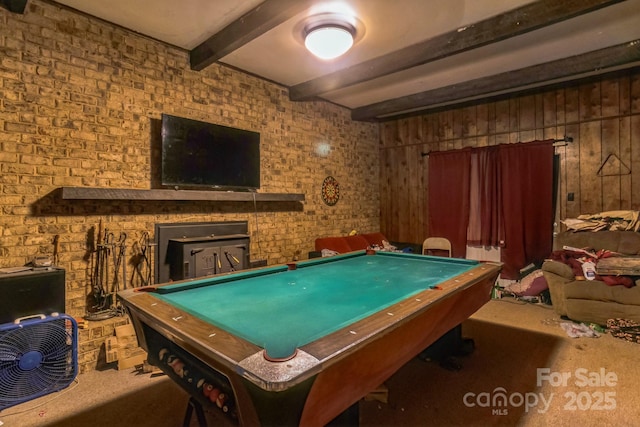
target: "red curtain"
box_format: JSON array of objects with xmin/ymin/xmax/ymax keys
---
[
  {"xmin": 427, "ymin": 148, "xmax": 471, "ymax": 258},
  {"xmin": 498, "ymin": 140, "xmax": 555, "ymax": 278},
  {"xmin": 428, "ymin": 140, "xmax": 555, "ymax": 278}
]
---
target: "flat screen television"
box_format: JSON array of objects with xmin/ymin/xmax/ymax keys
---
[{"xmin": 161, "ymin": 114, "xmax": 260, "ymax": 191}]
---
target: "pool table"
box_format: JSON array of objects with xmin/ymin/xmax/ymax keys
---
[{"xmin": 119, "ymin": 251, "xmax": 501, "ymax": 426}]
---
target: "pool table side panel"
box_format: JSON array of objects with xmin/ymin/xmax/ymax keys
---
[
  {"xmin": 122, "ymin": 294, "xmax": 263, "ymax": 426},
  {"xmin": 299, "ymin": 272, "xmax": 497, "ymax": 427}
]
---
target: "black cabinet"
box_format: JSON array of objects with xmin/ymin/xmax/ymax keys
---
[{"xmin": 0, "ymin": 267, "xmax": 65, "ymax": 324}]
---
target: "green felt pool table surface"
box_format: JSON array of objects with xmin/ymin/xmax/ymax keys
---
[{"xmin": 153, "ymin": 251, "xmax": 478, "ymax": 359}]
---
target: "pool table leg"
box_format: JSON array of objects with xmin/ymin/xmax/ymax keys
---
[
  {"xmin": 418, "ymin": 324, "xmax": 475, "ymax": 370},
  {"xmin": 183, "ymin": 396, "xmax": 208, "ymax": 427}
]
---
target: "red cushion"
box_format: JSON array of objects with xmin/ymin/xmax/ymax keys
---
[{"xmin": 344, "ymin": 235, "xmax": 370, "ymax": 251}]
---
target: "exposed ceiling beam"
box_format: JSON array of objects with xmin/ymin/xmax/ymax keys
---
[
  {"xmin": 351, "ymin": 40, "xmax": 640, "ymax": 121},
  {"xmin": 190, "ymin": 0, "xmax": 313, "ymax": 71},
  {"xmin": 289, "ymin": 0, "xmax": 625, "ymax": 101},
  {"xmin": 0, "ymin": 0, "xmax": 28, "ymax": 13}
]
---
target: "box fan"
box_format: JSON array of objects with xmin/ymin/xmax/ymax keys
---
[{"xmin": 0, "ymin": 313, "xmax": 78, "ymax": 410}]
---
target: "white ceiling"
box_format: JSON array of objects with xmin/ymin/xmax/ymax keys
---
[{"xmin": 51, "ymin": 0, "xmax": 640, "ymax": 120}]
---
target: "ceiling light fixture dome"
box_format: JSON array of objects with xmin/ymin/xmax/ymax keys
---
[{"xmin": 304, "ymin": 23, "xmax": 355, "ymax": 60}]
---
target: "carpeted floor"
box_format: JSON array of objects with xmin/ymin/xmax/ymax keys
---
[{"xmin": 1, "ymin": 298, "xmax": 638, "ymax": 426}]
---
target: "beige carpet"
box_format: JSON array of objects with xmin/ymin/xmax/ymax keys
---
[
  {"xmin": 1, "ymin": 299, "xmax": 638, "ymax": 426},
  {"xmin": 361, "ymin": 299, "xmax": 639, "ymax": 426}
]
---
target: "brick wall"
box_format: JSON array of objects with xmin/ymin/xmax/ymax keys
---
[{"xmin": 0, "ymin": 1, "xmax": 380, "ymax": 372}]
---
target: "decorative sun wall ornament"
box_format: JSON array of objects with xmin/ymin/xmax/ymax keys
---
[{"xmin": 321, "ymin": 176, "xmax": 340, "ymax": 206}]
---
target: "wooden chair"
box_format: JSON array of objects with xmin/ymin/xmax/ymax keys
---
[{"xmin": 422, "ymin": 237, "xmax": 452, "ymax": 257}]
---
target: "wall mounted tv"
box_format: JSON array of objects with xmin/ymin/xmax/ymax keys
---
[{"xmin": 161, "ymin": 114, "xmax": 260, "ymax": 191}]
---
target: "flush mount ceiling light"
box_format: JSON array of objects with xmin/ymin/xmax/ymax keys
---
[
  {"xmin": 297, "ymin": 13, "xmax": 364, "ymax": 61},
  {"xmin": 304, "ymin": 23, "xmax": 355, "ymax": 60}
]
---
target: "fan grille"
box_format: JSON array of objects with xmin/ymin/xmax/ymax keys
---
[{"xmin": 0, "ymin": 315, "xmax": 78, "ymax": 409}]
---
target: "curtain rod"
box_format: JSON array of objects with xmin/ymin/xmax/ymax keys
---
[
  {"xmin": 554, "ymin": 135, "xmax": 573, "ymax": 143},
  {"xmin": 420, "ymin": 135, "xmax": 573, "ymax": 157},
  {"xmin": 553, "ymin": 135, "xmax": 573, "ymax": 147}
]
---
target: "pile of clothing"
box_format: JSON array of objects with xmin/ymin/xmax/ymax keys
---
[
  {"xmin": 549, "ymin": 246, "xmax": 635, "ymax": 288},
  {"xmin": 562, "ymin": 210, "xmax": 640, "ymax": 232}
]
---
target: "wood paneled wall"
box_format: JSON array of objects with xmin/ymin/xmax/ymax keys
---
[{"xmin": 379, "ymin": 68, "xmax": 640, "ymax": 245}]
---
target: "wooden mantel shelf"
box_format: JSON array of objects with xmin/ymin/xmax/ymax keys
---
[{"xmin": 59, "ymin": 187, "xmax": 305, "ymax": 202}]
